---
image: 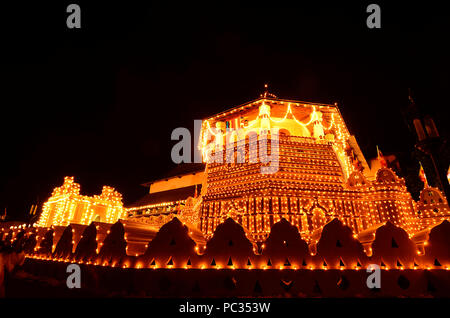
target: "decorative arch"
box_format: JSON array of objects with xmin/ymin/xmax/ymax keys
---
[
  {"xmin": 228, "ymin": 130, "xmax": 238, "ymax": 144},
  {"xmin": 278, "ymin": 128, "xmax": 291, "ymax": 137},
  {"xmin": 347, "ymin": 171, "xmax": 367, "ymax": 187},
  {"xmin": 419, "ymin": 187, "xmax": 447, "ymax": 205},
  {"xmin": 376, "ymin": 168, "xmax": 399, "ymax": 183}
]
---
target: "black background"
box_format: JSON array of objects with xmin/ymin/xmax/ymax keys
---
[
  {"xmin": 1, "ymin": 297, "xmax": 448, "ymax": 315},
  {"xmin": 1, "ymin": 1, "xmax": 449, "ymax": 221}
]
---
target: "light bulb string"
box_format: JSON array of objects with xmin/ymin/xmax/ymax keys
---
[{"xmin": 204, "ymin": 103, "xmax": 329, "ymax": 138}]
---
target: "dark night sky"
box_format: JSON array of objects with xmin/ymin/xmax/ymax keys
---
[{"xmin": 1, "ymin": 1, "xmax": 449, "ymax": 221}]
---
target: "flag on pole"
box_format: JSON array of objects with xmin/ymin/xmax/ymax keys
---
[
  {"xmin": 0, "ymin": 208, "xmax": 6, "ymax": 221},
  {"xmin": 447, "ymin": 165, "xmax": 450, "ymax": 184},
  {"xmin": 419, "ymin": 162, "xmax": 428, "ymax": 187},
  {"xmin": 376, "ymin": 145, "xmax": 388, "ymax": 168},
  {"xmin": 32, "ymin": 204, "xmax": 38, "ymax": 215}
]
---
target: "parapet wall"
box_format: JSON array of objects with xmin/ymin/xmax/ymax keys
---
[{"xmin": 3, "ymin": 217, "xmax": 449, "ymax": 297}]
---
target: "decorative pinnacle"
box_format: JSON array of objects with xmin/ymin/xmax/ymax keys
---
[
  {"xmin": 408, "ymin": 88, "xmax": 414, "ymax": 104},
  {"xmin": 260, "ymin": 83, "xmax": 277, "ymax": 99}
]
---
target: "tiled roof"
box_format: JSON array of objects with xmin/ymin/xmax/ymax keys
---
[
  {"xmin": 142, "ymin": 163, "xmax": 205, "ymax": 186},
  {"xmin": 127, "ymin": 184, "xmax": 201, "ymax": 209}
]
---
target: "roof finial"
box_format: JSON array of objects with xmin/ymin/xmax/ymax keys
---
[
  {"xmin": 260, "ymin": 83, "xmax": 277, "ymax": 99},
  {"xmin": 408, "ymin": 88, "xmax": 415, "ymax": 105}
]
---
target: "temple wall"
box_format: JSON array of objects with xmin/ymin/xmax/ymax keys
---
[
  {"xmin": 5, "ymin": 216, "xmax": 450, "ymax": 297},
  {"xmin": 200, "ymin": 160, "xmax": 446, "ymax": 242}
]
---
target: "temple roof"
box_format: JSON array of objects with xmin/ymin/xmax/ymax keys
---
[
  {"xmin": 205, "ymin": 96, "xmax": 337, "ymax": 122},
  {"xmin": 142, "ymin": 163, "xmax": 205, "ymax": 187},
  {"xmin": 127, "ymin": 184, "xmax": 202, "ymax": 209}
]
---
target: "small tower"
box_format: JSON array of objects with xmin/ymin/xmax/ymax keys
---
[
  {"xmin": 258, "ymin": 102, "xmax": 271, "ymax": 130},
  {"xmin": 405, "ymin": 90, "xmax": 450, "ymax": 199}
]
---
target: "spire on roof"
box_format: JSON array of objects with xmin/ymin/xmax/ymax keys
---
[
  {"xmin": 260, "ymin": 83, "xmax": 278, "ymax": 99},
  {"xmin": 408, "ymin": 88, "xmax": 415, "ymax": 105}
]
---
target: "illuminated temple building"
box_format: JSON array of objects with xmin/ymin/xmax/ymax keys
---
[
  {"xmin": 3, "ymin": 91, "xmax": 450, "ymax": 297},
  {"xmin": 38, "ymin": 94, "xmax": 450, "ymax": 244},
  {"xmin": 195, "ymin": 95, "xmax": 449, "ymax": 242}
]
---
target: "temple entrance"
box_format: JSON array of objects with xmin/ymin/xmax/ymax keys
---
[{"xmin": 311, "ymin": 207, "xmax": 327, "ymax": 230}]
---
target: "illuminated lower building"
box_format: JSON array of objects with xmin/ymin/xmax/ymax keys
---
[
  {"xmin": 126, "ymin": 164, "xmax": 204, "ymax": 227},
  {"xmin": 36, "ymin": 176, "xmax": 125, "ymax": 227}
]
